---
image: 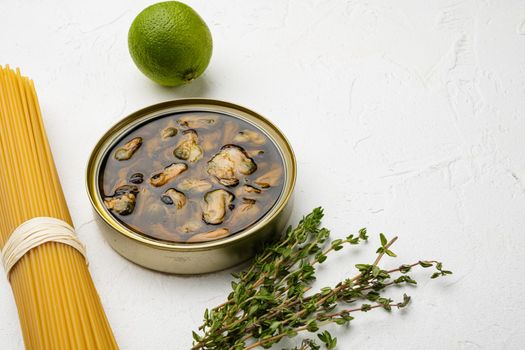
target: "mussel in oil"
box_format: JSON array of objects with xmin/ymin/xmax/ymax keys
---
[
  {"xmin": 104, "ymin": 185, "xmax": 139, "ymax": 215},
  {"xmin": 202, "ymin": 189, "xmax": 234, "ymax": 225},
  {"xmin": 241, "ymin": 184, "xmax": 261, "ymax": 194},
  {"xmin": 187, "ymin": 228, "xmax": 230, "ymax": 243},
  {"xmin": 247, "ymin": 150, "xmax": 265, "ymax": 158},
  {"xmin": 129, "ymin": 173, "xmax": 144, "ymax": 184},
  {"xmin": 173, "ymin": 129, "xmax": 203, "ymax": 162},
  {"xmin": 177, "ymin": 116, "xmax": 216, "ymax": 129},
  {"xmin": 254, "ymin": 168, "xmax": 282, "ymax": 188},
  {"xmin": 177, "ymin": 178, "xmax": 213, "ymax": 192},
  {"xmin": 180, "ymin": 220, "xmax": 203, "ymax": 234},
  {"xmin": 114, "ymin": 137, "xmax": 142, "ymax": 161},
  {"xmin": 161, "ymin": 127, "xmax": 178, "ymax": 139},
  {"xmin": 149, "ymin": 163, "xmax": 188, "ymax": 187},
  {"xmin": 239, "ymin": 197, "xmax": 257, "ymax": 212},
  {"xmin": 229, "ymin": 197, "xmax": 259, "ymax": 224},
  {"xmin": 233, "ymin": 130, "xmax": 266, "ymax": 145},
  {"xmin": 161, "ymin": 188, "xmax": 187, "ymax": 209},
  {"xmin": 207, "ymin": 144, "xmax": 257, "ymax": 187}
]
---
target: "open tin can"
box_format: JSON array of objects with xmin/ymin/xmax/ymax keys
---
[{"xmin": 86, "ymin": 99, "xmax": 296, "ymax": 274}]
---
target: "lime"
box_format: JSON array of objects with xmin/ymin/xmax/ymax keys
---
[{"xmin": 128, "ymin": 1, "xmax": 213, "ymax": 87}]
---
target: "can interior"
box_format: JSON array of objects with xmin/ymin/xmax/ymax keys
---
[
  {"xmin": 88, "ymin": 101, "xmax": 295, "ymax": 248},
  {"xmin": 97, "ymin": 105, "xmax": 288, "ymax": 244}
]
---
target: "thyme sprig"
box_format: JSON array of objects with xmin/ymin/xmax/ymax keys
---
[{"xmin": 191, "ymin": 208, "xmax": 451, "ymax": 350}]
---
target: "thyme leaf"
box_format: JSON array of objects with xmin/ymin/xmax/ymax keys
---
[{"xmin": 191, "ymin": 208, "xmax": 451, "ymax": 350}]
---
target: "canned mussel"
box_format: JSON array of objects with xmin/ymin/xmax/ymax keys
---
[{"xmin": 86, "ymin": 99, "xmax": 296, "ymax": 274}]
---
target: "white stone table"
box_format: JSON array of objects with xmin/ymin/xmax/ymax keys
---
[{"xmin": 1, "ymin": 1, "xmax": 524, "ymax": 349}]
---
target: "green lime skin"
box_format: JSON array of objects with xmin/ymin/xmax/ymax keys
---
[{"xmin": 128, "ymin": 1, "xmax": 213, "ymax": 87}]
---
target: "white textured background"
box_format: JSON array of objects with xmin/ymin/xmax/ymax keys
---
[{"xmin": 1, "ymin": 0, "xmax": 525, "ymax": 349}]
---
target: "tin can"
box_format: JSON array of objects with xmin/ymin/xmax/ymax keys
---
[{"xmin": 86, "ymin": 99, "xmax": 296, "ymax": 274}]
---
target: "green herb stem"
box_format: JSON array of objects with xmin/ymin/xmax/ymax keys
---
[{"xmin": 191, "ymin": 208, "xmax": 451, "ymax": 350}]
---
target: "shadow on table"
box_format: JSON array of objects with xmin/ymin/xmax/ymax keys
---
[{"xmin": 149, "ymin": 75, "xmax": 211, "ymax": 99}]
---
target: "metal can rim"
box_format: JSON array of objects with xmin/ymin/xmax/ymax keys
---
[{"xmin": 85, "ymin": 98, "xmax": 296, "ymax": 252}]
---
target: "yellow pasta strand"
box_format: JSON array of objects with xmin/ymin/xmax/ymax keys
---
[{"xmin": 0, "ymin": 66, "xmax": 118, "ymax": 350}]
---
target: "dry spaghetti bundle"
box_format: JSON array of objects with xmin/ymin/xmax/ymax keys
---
[{"xmin": 0, "ymin": 66, "xmax": 118, "ymax": 349}]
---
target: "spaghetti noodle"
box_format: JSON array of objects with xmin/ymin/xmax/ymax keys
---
[{"xmin": 0, "ymin": 65, "xmax": 118, "ymax": 349}]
